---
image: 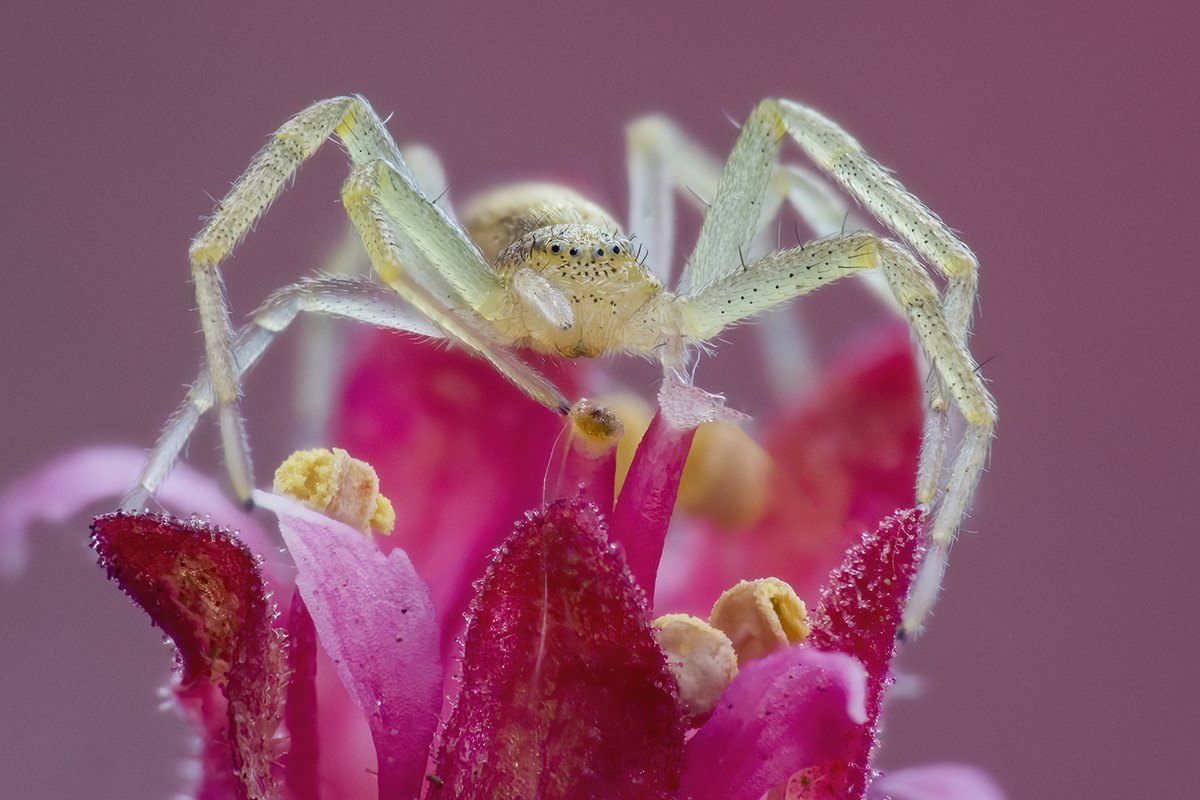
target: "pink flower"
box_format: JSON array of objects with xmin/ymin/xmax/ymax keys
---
[{"xmin": 1, "ymin": 326, "xmax": 1003, "ymax": 799}]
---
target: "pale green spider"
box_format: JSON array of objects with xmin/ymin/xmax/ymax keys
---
[{"xmin": 123, "ymin": 96, "xmax": 994, "ymax": 631}]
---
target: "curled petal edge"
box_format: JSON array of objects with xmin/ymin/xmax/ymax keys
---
[{"xmin": 678, "ymin": 646, "xmax": 869, "ymax": 800}]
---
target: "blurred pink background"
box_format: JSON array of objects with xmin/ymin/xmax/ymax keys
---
[{"xmin": 1, "ymin": 2, "xmax": 1195, "ymax": 798}]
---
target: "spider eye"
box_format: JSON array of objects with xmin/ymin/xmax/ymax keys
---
[
  {"xmin": 570, "ymin": 247, "xmax": 579, "ymax": 256},
  {"xmin": 551, "ymin": 243, "xmax": 561, "ymax": 253},
  {"xmin": 611, "ymin": 245, "xmax": 620, "ymax": 254},
  {"xmin": 596, "ymin": 247, "xmax": 605, "ymax": 256}
]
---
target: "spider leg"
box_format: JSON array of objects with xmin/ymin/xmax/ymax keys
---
[
  {"xmin": 292, "ymin": 143, "xmax": 454, "ymax": 447},
  {"xmin": 873, "ymin": 240, "xmax": 995, "ymax": 632},
  {"xmin": 675, "ymin": 98, "xmax": 994, "ymax": 628},
  {"xmin": 629, "ymin": 111, "xmax": 869, "ymax": 290},
  {"xmin": 771, "ymin": 99, "xmax": 986, "ymax": 510},
  {"xmin": 678, "ymin": 229, "xmax": 994, "ymax": 633},
  {"xmin": 676, "ymin": 232, "xmax": 881, "ymax": 340},
  {"xmin": 122, "ymin": 277, "xmax": 444, "ymax": 510},
  {"xmin": 186, "ymin": 96, "xmax": 530, "ymax": 503},
  {"xmin": 340, "ymin": 158, "xmax": 568, "ymax": 411},
  {"xmin": 626, "ymin": 111, "xmax": 877, "ymax": 397}
]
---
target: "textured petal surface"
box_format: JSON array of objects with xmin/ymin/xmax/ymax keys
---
[
  {"xmin": 331, "ymin": 332, "xmax": 581, "ymax": 653},
  {"xmin": 657, "ymin": 329, "xmax": 921, "ymax": 616},
  {"xmin": 677, "ymin": 646, "xmax": 869, "ymax": 800},
  {"xmin": 433, "ymin": 500, "xmax": 685, "ymax": 800},
  {"xmin": 808, "ymin": 508, "xmax": 925, "ymax": 723},
  {"xmin": 865, "ymin": 764, "xmax": 1006, "ymax": 800},
  {"xmin": 256, "ymin": 491, "xmax": 442, "ymax": 800},
  {"xmin": 91, "ymin": 512, "xmax": 286, "ymax": 800},
  {"xmin": 793, "ymin": 508, "xmax": 925, "ymax": 798},
  {"xmin": 1, "ymin": 445, "xmax": 273, "ymax": 580}
]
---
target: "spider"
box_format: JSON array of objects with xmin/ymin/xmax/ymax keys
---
[{"xmin": 122, "ymin": 95, "xmax": 994, "ymax": 632}]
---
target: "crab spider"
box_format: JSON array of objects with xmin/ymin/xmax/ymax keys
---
[{"xmin": 123, "ymin": 95, "xmax": 994, "ymax": 632}]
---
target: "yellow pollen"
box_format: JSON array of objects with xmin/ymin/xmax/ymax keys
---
[
  {"xmin": 568, "ymin": 398, "xmax": 625, "ymax": 458},
  {"xmin": 273, "ymin": 447, "xmax": 395, "ymax": 536},
  {"xmin": 708, "ymin": 578, "xmax": 810, "ymax": 663}
]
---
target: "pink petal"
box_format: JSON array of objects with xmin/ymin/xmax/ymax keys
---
[
  {"xmin": 865, "ymin": 764, "xmax": 1006, "ymax": 800},
  {"xmin": 611, "ymin": 409, "xmax": 697, "ymax": 596},
  {"xmin": 91, "ymin": 512, "xmax": 287, "ymax": 800},
  {"xmin": 658, "ymin": 328, "xmax": 922, "ymax": 616},
  {"xmin": 331, "ymin": 332, "xmax": 582, "ymax": 653},
  {"xmin": 678, "ymin": 646, "xmax": 869, "ymax": 800},
  {"xmin": 433, "ymin": 500, "xmax": 685, "ymax": 800},
  {"xmin": 808, "ymin": 508, "xmax": 925, "ymax": 722},
  {"xmin": 794, "ymin": 508, "xmax": 925, "ymax": 798},
  {"xmin": 1, "ymin": 445, "xmax": 274, "ymax": 581},
  {"xmin": 255, "ymin": 491, "xmax": 442, "ymax": 800}
]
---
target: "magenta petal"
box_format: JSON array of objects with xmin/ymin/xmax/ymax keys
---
[
  {"xmin": 91, "ymin": 512, "xmax": 286, "ymax": 800},
  {"xmin": 1, "ymin": 445, "xmax": 274, "ymax": 580},
  {"xmin": 611, "ymin": 410, "xmax": 697, "ymax": 596},
  {"xmin": 808, "ymin": 508, "xmax": 925, "ymax": 723},
  {"xmin": 658, "ymin": 328, "xmax": 922, "ymax": 617},
  {"xmin": 865, "ymin": 764, "xmax": 1006, "ymax": 800},
  {"xmin": 255, "ymin": 492, "xmax": 442, "ymax": 800},
  {"xmin": 678, "ymin": 646, "xmax": 869, "ymax": 800},
  {"xmin": 331, "ymin": 333, "xmax": 581, "ymax": 653},
  {"xmin": 796, "ymin": 508, "xmax": 925, "ymax": 798},
  {"xmin": 433, "ymin": 500, "xmax": 685, "ymax": 800}
]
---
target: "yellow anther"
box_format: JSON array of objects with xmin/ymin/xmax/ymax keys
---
[
  {"xmin": 273, "ymin": 448, "xmax": 395, "ymax": 536},
  {"xmin": 568, "ymin": 398, "xmax": 625, "ymax": 458},
  {"xmin": 709, "ymin": 578, "xmax": 810, "ymax": 663},
  {"xmin": 652, "ymin": 613, "xmax": 738, "ymax": 720}
]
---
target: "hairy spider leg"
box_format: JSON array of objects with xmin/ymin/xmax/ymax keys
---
[
  {"xmin": 293, "ymin": 143, "xmax": 454, "ymax": 447},
  {"xmin": 185, "ymin": 96, "xmax": 564, "ymax": 503},
  {"xmin": 122, "ymin": 278, "xmax": 443, "ymax": 510},
  {"xmin": 626, "ymin": 111, "xmax": 881, "ymax": 397},
  {"xmin": 652, "ymin": 98, "xmax": 993, "ymax": 632}
]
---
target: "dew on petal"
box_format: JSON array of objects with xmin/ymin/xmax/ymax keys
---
[
  {"xmin": 91, "ymin": 512, "xmax": 286, "ymax": 800},
  {"xmin": 433, "ymin": 500, "xmax": 685, "ymax": 800}
]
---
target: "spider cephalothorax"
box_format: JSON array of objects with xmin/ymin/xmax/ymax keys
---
[{"xmin": 124, "ymin": 95, "xmax": 994, "ymax": 631}]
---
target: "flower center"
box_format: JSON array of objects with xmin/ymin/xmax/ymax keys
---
[{"xmin": 273, "ymin": 447, "xmax": 395, "ymax": 535}]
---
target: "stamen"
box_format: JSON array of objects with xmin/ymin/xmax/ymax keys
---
[
  {"xmin": 709, "ymin": 578, "xmax": 810, "ymax": 662},
  {"xmin": 567, "ymin": 398, "xmax": 625, "ymax": 458},
  {"xmin": 272, "ymin": 448, "xmax": 395, "ymax": 536},
  {"xmin": 652, "ymin": 613, "xmax": 737, "ymax": 721}
]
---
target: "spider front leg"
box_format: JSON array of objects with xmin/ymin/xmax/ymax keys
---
[
  {"xmin": 187, "ymin": 96, "xmax": 409, "ymax": 503},
  {"xmin": 293, "ymin": 144, "xmax": 455, "ymax": 447},
  {"xmin": 186, "ymin": 96, "xmax": 564, "ymax": 504},
  {"xmin": 667, "ymin": 97, "xmax": 994, "ymax": 630}
]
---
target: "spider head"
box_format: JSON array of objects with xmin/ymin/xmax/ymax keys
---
[{"xmin": 494, "ymin": 224, "xmax": 665, "ymax": 358}]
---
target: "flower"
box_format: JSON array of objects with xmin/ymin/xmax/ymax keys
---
[{"xmin": 1, "ymin": 325, "xmax": 1004, "ymax": 799}]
